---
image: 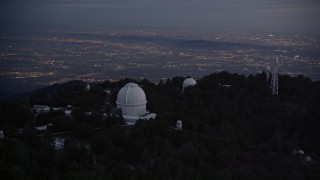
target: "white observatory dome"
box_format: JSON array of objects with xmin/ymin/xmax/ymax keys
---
[
  {"xmin": 305, "ymin": 156, "xmax": 312, "ymax": 162},
  {"xmin": 116, "ymin": 83, "xmax": 147, "ymax": 117},
  {"xmin": 183, "ymin": 78, "xmax": 197, "ymax": 89},
  {"xmin": 297, "ymin": 149, "xmax": 305, "ymax": 155},
  {"xmin": 176, "ymin": 120, "xmax": 182, "ymax": 130},
  {"xmin": 0, "ymin": 130, "xmax": 4, "ymax": 139}
]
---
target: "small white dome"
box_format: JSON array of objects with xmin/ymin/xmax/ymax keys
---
[
  {"xmin": 0, "ymin": 130, "xmax": 4, "ymax": 139},
  {"xmin": 176, "ymin": 120, "xmax": 182, "ymax": 130},
  {"xmin": 85, "ymin": 84, "xmax": 91, "ymax": 91},
  {"xmin": 298, "ymin": 149, "xmax": 305, "ymax": 155},
  {"xmin": 116, "ymin": 83, "xmax": 147, "ymax": 117},
  {"xmin": 305, "ymin": 156, "xmax": 312, "ymax": 162},
  {"xmin": 183, "ymin": 78, "xmax": 197, "ymax": 89}
]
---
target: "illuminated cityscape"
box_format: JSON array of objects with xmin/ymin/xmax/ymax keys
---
[{"xmin": 0, "ymin": 29, "xmax": 319, "ymax": 98}]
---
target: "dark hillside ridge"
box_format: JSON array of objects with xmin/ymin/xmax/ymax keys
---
[{"xmin": 1, "ymin": 72, "xmax": 319, "ymax": 179}]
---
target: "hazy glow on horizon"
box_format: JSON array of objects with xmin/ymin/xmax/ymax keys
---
[{"xmin": 1, "ymin": 0, "xmax": 320, "ymax": 33}]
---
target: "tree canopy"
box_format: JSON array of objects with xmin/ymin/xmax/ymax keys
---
[{"xmin": 0, "ymin": 72, "xmax": 319, "ymax": 179}]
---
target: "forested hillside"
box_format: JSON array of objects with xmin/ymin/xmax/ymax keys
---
[{"xmin": 0, "ymin": 72, "xmax": 319, "ymax": 179}]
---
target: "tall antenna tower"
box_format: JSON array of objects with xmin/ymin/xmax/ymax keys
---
[{"xmin": 271, "ymin": 57, "xmax": 279, "ymax": 95}]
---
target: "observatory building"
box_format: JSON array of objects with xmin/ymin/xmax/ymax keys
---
[
  {"xmin": 116, "ymin": 83, "xmax": 156, "ymax": 124},
  {"xmin": 85, "ymin": 84, "xmax": 91, "ymax": 91},
  {"xmin": 0, "ymin": 130, "xmax": 4, "ymax": 139},
  {"xmin": 183, "ymin": 78, "xmax": 197, "ymax": 90},
  {"xmin": 176, "ymin": 120, "xmax": 182, "ymax": 130}
]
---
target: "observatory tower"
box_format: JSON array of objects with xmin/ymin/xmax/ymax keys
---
[{"xmin": 116, "ymin": 83, "xmax": 156, "ymax": 124}]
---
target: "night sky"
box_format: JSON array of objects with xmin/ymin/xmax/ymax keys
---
[{"xmin": 1, "ymin": 0, "xmax": 320, "ymax": 33}]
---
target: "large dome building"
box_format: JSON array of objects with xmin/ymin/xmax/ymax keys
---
[
  {"xmin": 116, "ymin": 82, "xmax": 156, "ymax": 124},
  {"xmin": 183, "ymin": 78, "xmax": 197, "ymax": 90}
]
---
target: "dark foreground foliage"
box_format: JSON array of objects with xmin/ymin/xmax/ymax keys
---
[{"xmin": 0, "ymin": 72, "xmax": 320, "ymax": 179}]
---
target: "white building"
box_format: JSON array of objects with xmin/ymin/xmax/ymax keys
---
[
  {"xmin": 52, "ymin": 107, "xmax": 62, "ymax": 111},
  {"xmin": 34, "ymin": 123, "xmax": 52, "ymax": 131},
  {"xmin": 85, "ymin": 84, "xmax": 91, "ymax": 91},
  {"xmin": 176, "ymin": 120, "xmax": 182, "ymax": 130},
  {"xmin": 116, "ymin": 82, "xmax": 156, "ymax": 124},
  {"xmin": 65, "ymin": 110, "xmax": 72, "ymax": 116},
  {"xmin": 222, "ymin": 84, "xmax": 231, "ymax": 88},
  {"xmin": 305, "ymin": 156, "xmax": 312, "ymax": 162},
  {"xmin": 0, "ymin": 130, "xmax": 4, "ymax": 139},
  {"xmin": 183, "ymin": 78, "xmax": 197, "ymax": 90},
  {"xmin": 33, "ymin": 105, "xmax": 50, "ymax": 113}
]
